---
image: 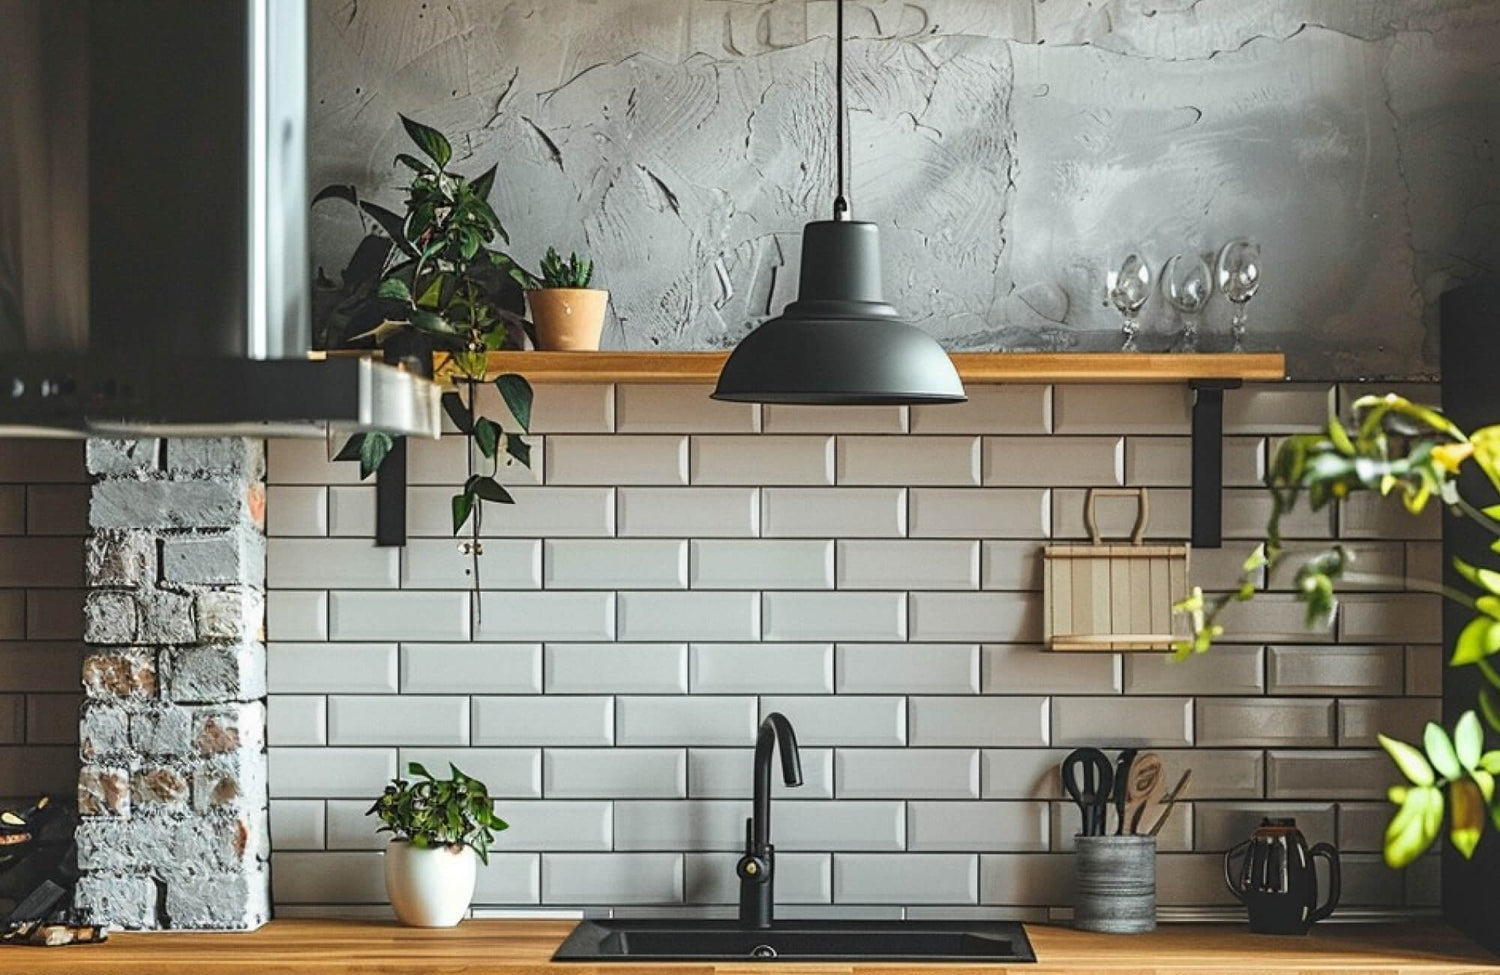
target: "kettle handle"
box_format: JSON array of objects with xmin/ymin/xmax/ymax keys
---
[
  {"xmin": 1223, "ymin": 839, "xmax": 1251, "ymax": 903},
  {"xmin": 1308, "ymin": 842, "xmax": 1341, "ymax": 924}
]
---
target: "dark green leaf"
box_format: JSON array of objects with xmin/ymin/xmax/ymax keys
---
[
  {"xmin": 452, "ymin": 490, "xmax": 475, "ymax": 534},
  {"xmin": 359, "ymin": 432, "xmax": 394, "ymax": 479},
  {"xmin": 474, "ymin": 417, "xmax": 501, "ymax": 459},
  {"xmin": 395, "ymin": 152, "xmax": 434, "ymax": 175},
  {"xmin": 471, "ymin": 163, "xmax": 497, "ymax": 202},
  {"xmin": 333, "ymin": 434, "xmax": 364, "ymax": 463},
  {"xmin": 464, "ymin": 475, "xmax": 514, "ymax": 504},
  {"xmin": 400, "ymin": 114, "xmax": 452, "ymax": 168},
  {"xmin": 409, "ymin": 307, "xmax": 456, "ymax": 335},
  {"xmin": 407, "ymin": 761, "xmax": 431, "ymax": 780},
  {"xmin": 377, "ymin": 277, "xmax": 412, "ymax": 302},
  {"xmin": 505, "ymin": 433, "xmax": 531, "ymax": 468},
  {"xmin": 495, "ymin": 374, "xmax": 533, "ymax": 432},
  {"xmin": 312, "ymin": 183, "xmax": 358, "ymax": 207},
  {"xmin": 358, "ymin": 202, "xmax": 418, "ymax": 257},
  {"xmin": 440, "ymin": 391, "xmax": 473, "ymax": 434}
]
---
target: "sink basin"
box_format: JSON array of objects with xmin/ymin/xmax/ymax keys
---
[{"xmin": 552, "ymin": 918, "xmax": 1036, "ymax": 963}]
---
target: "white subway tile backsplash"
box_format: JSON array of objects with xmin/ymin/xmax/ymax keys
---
[
  {"xmin": 978, "ymin": 853, "xmax": 1073, "ymax": 905},
  {"xmin": 908, "ymin": 802, "xmax": 1048, "ymax": 852},
  {"xmin": 837, "ymin": 540, "xmax": 978, "ymax": 590},
  {"xmin": 910, "ymin": 697, "xmax": 1049, "ymax": 747},
  {"xmin": 760, "ymin": 696, "xmax": 906, "ymax": 746},
  {"xmin": 269, "ymin": 539, "xmax": 398, "ymax": 589},
  {"xmin": 269, "ymin": 800, "xmax": 324, "ymax": 851},
  {"xmin": 544, "ymin": 748, "xmax": 685, "ymax": 799},
  {"xmin": 270, "ymin": 852, "xmax": 384, "ymax": 904},
  {"xmin": 266, "ymin": 485, "xmax": 328, "ymax": 536},
  {"xmin": 266, "ymin": 590, "xmax": 328, "ymax": 641},
  {"xmin": 403, "ymin": 539, "xmax": 541, "ymax": 590},
  {"xmin": 267, "ymin": 697, "xmax": 327, "ymax": 746},
  {"xmin": 762, "ymin": 405, "xmax": 907, "ymax": 434},
  {"xmin": 473, "ymin": 853, "xmax": 543, "ymax": 904},
  {"xmin": 1123, "ymin": 646, "xmax": 1264, "ymax": 696},
  {"xmin": 614, "ymin": 800, "xmax": 747, "ymax": 851},
  {"xmin": 983, "ymin": 437, "xmax": 1122, "ymax": 486},
  {"xmin": 433, "ymin": 486, "xmax": 615, "ymax": 538},
  {"xmin": 910, "ymin": 592, "xmax": 1038, "ymax": 642},
  {"xmin": 269, "ymin": 643, "xmax": 397, "ymax": 694},
  {"xmin": 617, "ymin": 697, "xmax": 758, "ymax": 746},
  {"xmin": 690, "ymin": 436, "xmax": 834, "ymax": 486},
  {"xmin": 910, "ymin": 489, "xmax": 1049, "ymax": 539},
  {"xmin": 1051, "ymin": 488, "xmax": 1189, "ymax": 540},
  {"xmin": 690, "ymin": 643, "xmax": 833, "ymax": 695},
  {"xmin": 838, "ymin": 437, "xmax": 980, "ymax": 486},
  {"xmin": 1337, "ymin": 697, "xmax": 1440, "ymax": 747},
  {"xmin": 546, "ymin": 540, "xmax": 686, "ymax": 590},
  {"xmin": 1197, "ymin": 698, "xmax": 1334, "ymax": 747},
  {"xmin": 1053, "ymin": 696, "xmax": 1193, "ymax": 747},
  {"xmin": 1126, "ymin": 436, "xmax": 1264, "ymax": 487},
  {"xmin": 836, "ymin": 749, "xmax": 979, "ymax": 799},
  {"xmin": 911, "ymin": 386, "xmax": 1051, "ymax": 435},
  {"xmin": 328, "ymin": 696, "xmax": 469, "ymax": 746},
  {"xmin": 325, "ymin": 799, "xmax": 385, "ymax": 850},
  {"xmin": 268, "ymin": 439, "xmax": 362, "ymax": 485},
  {"xmin": 268, "ymin": 747, "xmax": 396, "ymax": 799},
  {"xmin": 491, "ymin": 383, "xmax": 613, "ymax": 434},
  {"xmin": 619, "ymin": 591, "xmax": 759, "ymax": 641},
  {"xmin": 503, "ymin": 801, "xmax": 615, "ymax": 851},
  {"xmin": 763, "ymin": 592, "xmax": 905, "ymax": 642},
  {"xmin": 475, "ymin": 591, "xmax": 616, "ymax": 641},
  {"xmin": 547, "ymin": 435, "xmax": 688, "ymax": 486},
  {"xmin": 1268, "ymin": 645, "xmax": 1404, "ymax": 696},
  {"xmin": 982, "ymin": 645, "xmax": 1120, "ymax": 695},
  {"xmin": 545, "ymin": 643, "xmax": 687, "ymax": 694},
  {"xmin": 1223, "ymin": 383, "xmax": 1334, "ymax": 433},
  {"xmin": 619, "ymin": 487, "xmax": 758, "ymax": 537},
  {"xmin": 686, "ymin": 852, "xmax": 830, "ymax": 904},
  {"xmin": 979, "ymin": 541, "xmax": 1045, "ymax": 591},
  {"xmin": 1055, "ymin": 385, "xmax": 1193, "ymax": 434},
  {"xmin": 400, "ymin": 748, "xmax": 542, "ymax": 799},
  {"xmin": 399, "ymin": 644, "xmax": 541, "ymax": 694},
  {"xmin": 685, "ymin": 747, "xmax": 833, "ymax": 799},
  {"xmin": 837, "ymin": 644, "xmax": 979, "ymax": 694},
  {"xmin": 834, "ymin": 853, "xmax": 977, "ymax": 904},
  {"xmin": 328, "ymin": 591, "xmax": 469, "ymax": 641},
  {"xmin": 472, "ymin": 697, "xmax": 614, "ymax": 746},
  {"xmin": 1339, "ymin": 491, "xmax": 1442, "ymax": 540},
  {"xmin": 542, "ymin": 853, "xmax": 681, "ymax": 904},
  {"xmin": 776, "ymin": 801, "xmax": 906, "ymax": 852},
  {"xmin": 691, "ymin": 540, "xmax": 833, "ymax": 590},
  {"xmin": 617, "ymin": 385, "xmax": 757, "ymax": 433},
  {"xmin": 1267, "ymin": 750, "xmax": 1390, "ymax": 799},
  {"xmin": 327, "ymin": 486, "xmax": 374, "ymax": 536},
  {"xmin": 1339, "ymin": 594, "xmax": 1442, "ymax": 643},
  {"xmin": 761, "ymin": 488, "xmax": 906, "ymax": 538}
]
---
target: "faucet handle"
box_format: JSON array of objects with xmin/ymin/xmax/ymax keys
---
[{"xmin": 743, "ymin": 816, "xmax": 755, "ymax": 853}]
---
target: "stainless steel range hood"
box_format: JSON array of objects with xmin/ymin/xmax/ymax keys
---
[{"xmin": 0, "ymin": 0, "xmax": 441, "ymax": 439}]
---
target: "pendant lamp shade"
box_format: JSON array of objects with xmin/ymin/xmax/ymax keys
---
[{"xmin": 712, "ymin": 221, "xmax": 966, "ymax": 404}]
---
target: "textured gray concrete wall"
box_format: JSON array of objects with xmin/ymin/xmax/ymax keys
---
[{"xmin": 309, "ymin": 1, "xmax": 1500, "ymax": 379}]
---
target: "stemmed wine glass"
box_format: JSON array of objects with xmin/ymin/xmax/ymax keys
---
[
  {"xmin": 1217, "ymin": 238, "xmax": 1261, "ymax": 352},
  {"xmin": 1107, "ymin": 253, "xmax": 1152, "ymax": 352},
  {"xmin": 1162, "ymin": 254, "xmax": 1214, "ymax": 352}
]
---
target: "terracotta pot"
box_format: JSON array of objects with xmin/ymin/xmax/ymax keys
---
[
  {"xmin": 383, "ymin": 838, "xmax": 476, "ymax": 927},
  {"xmin": 527, "ymin": 288, "xmax": 608, "ymax": 351}
]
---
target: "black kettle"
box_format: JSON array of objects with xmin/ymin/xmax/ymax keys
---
[{"xmin": 1223, "ymin": 818, "xmax": 1340, "ymax": 934}]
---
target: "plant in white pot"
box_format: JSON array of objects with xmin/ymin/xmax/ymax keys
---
[
  {"xmin": 367, "ymin": 762, "xmax": 508, "ymax": 927},
  {"xmin": 511, "ymin": 247, "xmax": 608, "ymax": 350}
]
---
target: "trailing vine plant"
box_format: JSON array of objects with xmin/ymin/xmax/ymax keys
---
[{"xmin": 1176, "ymin": 393, "xmax": 1500, "ymax": 868}]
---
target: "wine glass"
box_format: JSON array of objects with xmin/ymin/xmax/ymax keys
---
[
  {"xmin": 1163, "ymin": 254, "xmax": 1214, "ymax": 352},
  {"xmin": 1107, "ymin": 253, "xmax": 1152, "ymax": 352},
  {"xmin": 1217, "ymin": 238, "xmax": 1261, "ymax": 352}
]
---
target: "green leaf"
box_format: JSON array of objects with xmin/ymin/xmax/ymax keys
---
[
  {"xmin": 1424, "ymin": 722, "xmax": 1462, "ymax": 781},
  {"xmin": 409, "ymin": 307, "xmax": 456, "ymax": 335},
  {"xmin": 440, "ymin": 392, "xmax": 474, "ymax": 434},
  {"xmin": 452, "ymin": 491, "xmax": 475, "ymax": 534},
  {"xmin": 1480, "ymin": 750, "xmax": 1500, "ymax": 775},
  {"xmin": 465, "ymin": 475, "xmax": 514, "ymax": 504},
  {"xmin": 1455, "ymin": 711, "xmax": 1485, "ymax": 771},
  {"xmin": 394, "ymin": 152, "xmax": 434, "ymax": 175},
  {"xmin": 495, "ymin": 374, "xmax": 533, "ymax": 432},
  {"xmin": 1485, "ymin": 687, "xmax": 1500, "ymax": 736},
  {"xmin": 471, "ymin": 164, "xmax": 498, "ymax": 202},
  {"xmin": 473, "ymin": 417, "xmax": 501, "ymax": 459},
  {"xmin": 1472, "ymin": 768, "xmax": 1495, "ymax": 803},
  {"xmin": 377, "ymin": 277, "xmax": 412, "ymax": 302},
  {"xmin": 1379, "ymin": 733, "xmax": 1435, "ymax": 786},
  {"xmin": 359, "ymin": 202, "xmax": 418, "ymax": 257},
  {"xmin": 400, "ymin": 114, "xmax": 452, "ymax": 169},
  {"xmin": 1453, "ymin": 616, "xmax": 1500, "ymax": 665},
  {"xmin": 407, "ymin": 761, "xmax": 431, "ymax": 780},
  {"xmin": 359, "ymin": 432, "xmax": 394, "ymax": 480},
  {"xmin": 505, "ymin": 433, "xmax": 531, "ymax": 469},
  {"xmin": 1451, "ymin": 778, "xmax": 1484, "ymax": 859},
  {"xmin": 1454, "ymin": 558, "xmax": 1500, "ymax": 597},
  {"xmin": 1384, "ymin": 784, "xmax": 1443, "ymax": 868},
  {"xmin": 415, "ymin": 274, "xmax": 444, "ymax": 310}
]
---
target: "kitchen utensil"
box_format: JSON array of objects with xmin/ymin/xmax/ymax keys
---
[
  {"xmin": 1163, "ymin": 253, "xmax": 1214, "ymax": 352},
  {"xmin": 1217, "ymin": 238, "xmax": 1261, "ymax": 352},
  {"xmin": 1043, "ymin": 489, "xmax": 1190, "ymax": 652},
  {"xmin": 1061, "ymin": 748, "xmax": 1114, "ymax": 837},
  {"xmin": 1123, "ymin": 751, "xmax": 1165, "ymax": 835},
  {"xmin": 1143, "ymin": 768, "xmax": 1192, "ymax": 837},
  {"xmin": 1111, "ymin": 749, "xmax": 1138, "ymax": 836},
  {"xmin": 1107, "ymin": 253, "xmax": 1152, "ymax": 352},
  {"xmin": 1074, "ymin": 834, "xmax": 1156, "ymax": 934},
  {"xmin": 1224, "ymin": 818, "xmax": 1340, "ymax": 934}
]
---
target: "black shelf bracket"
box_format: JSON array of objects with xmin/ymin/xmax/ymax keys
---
[
  {"xmin": 375, "ymin": 437, "xmax": 407, "ymax": 548},
  {"xmin": 1190, "ymin": 379, "xmax": 1240, "ymax": 549}
]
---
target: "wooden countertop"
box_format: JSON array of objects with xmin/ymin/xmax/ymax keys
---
[{"xmin": 2, "ymin": 919, "xmax": 1495, "ymax": 974}]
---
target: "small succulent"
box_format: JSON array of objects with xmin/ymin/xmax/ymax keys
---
[
  {"xmin": 367, "ymin": 762, "xmax": 508, "ymax": 865},
  {"xmin": 511, "ymin": 247, "xmax": 594, "ymax": 290}
]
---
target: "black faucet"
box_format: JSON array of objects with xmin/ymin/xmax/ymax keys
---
[{"xmin": 735, "ymin": 712, "xmax": 802, "ymax": 929}]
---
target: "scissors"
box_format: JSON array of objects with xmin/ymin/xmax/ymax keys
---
[{"xmin": 1061, "ymin": 748, "xmax": 1114, "ymax": 837}]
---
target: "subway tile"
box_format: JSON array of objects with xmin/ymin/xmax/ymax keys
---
[
  {"xmin": 614, "ymin": 799, "xmax": 746, "ymax": 851},
  {"xmin": 0, "ymin": 644, "xmax": 84, "ymax": 692},
  {"xmin": 399, "ymin": 747, "xmax": 542, "ymax": 800},
  {"xmin": 984, "ymin": 645, "xmax": 1119, "ymax": 695},
  {"xmin": 545, "ymin": 539, "xmax": 685, "ymax": 589},
  {"xmin": 0, "ymin": 442, "xmax": 84, "ymax": 483},
  {"xmin": 325, "ymin": 799, "xmax": 386, "ymax": 850},
  {"xmin": 407, "ymin": 435, "xmax": 469, "ymax": 486},
  {"xmin": 686, "ymin": 852, "xmax": 830, "ymax": 904},
  {"xmin": 1211, "ymin": 593, "xmax": 1333, "ymax": 643},
  {"xmin": 327, "ymin": 486, "xmax": 374, "ymax": 536},
  {"xmin": 617, "ymin": 696, "xmax": 758, "ymax": 746},
  {"xmin": 1195, "ymin": 802, "xmax": 1336, "ymax": 852},
  {"xmin": 328, "ymin": 695, "xmax": 469, "ymax": 746},
  {"xmin": 268, "ymin": 747, "xmax": 396, "ymax": 799},
  {"xmin": 979, "ymin": 853, "xmax": 1073, "ymax": 905},
  {"xmin": 1339, "ymin": 491, "xmax": 1440, "ymax": 540},
  {"xmin": 403, "ymin": 538, "xmax": 541, "ymax": 590},
  {"xmin": 1405, "ymin": 541, "xmax": 1443, "ymax": 586},
  {"xmin": 909, "ymin": 801, "xmax": 1049, "ymax": 852},
  {"xmin": 269, "ymin": 643, "xmax": 398, "ymax": 694},
  {"xmin": 485, "ymin": 382, "xmax": 613, "ymax": 434},
  {"xmin": 1267, "ymin": 749, "xmax": 1390, "ymax": 799},
  {"xmin": 1051, "ymin": 487, "xmax": 1189, "ymax": 540},
  {"xmin": 0, "ymin": 695, "xmax": 25, "ymax": 744},
  {"xmin": 544, "ymin": 748, "xmax": 685, "ymax": 799},
  {"xmin": 267, "ymin": 439, "xmax": 363, "ymax": 485},
  {"xmin": 418, "ymin": 486, "xmax": 613, "ymax": 538},
  {"xmin": 546, "ymin": 435, "xmax": 688, "ymax": 485},
  {"xmin": 1223, "ymin": 383, "xmax": 1334, "ymax": 433},
  {"xmin": 0, "ymin": 745, "xmax": 76, "ymax": 795},
  {"xmin": 1338, "ymin": 382, "xmax": 1440, "ymax": 412},
  {"xmin": 691, "ymin": 540, "xmax": 833, "ymax": 590},
  {"xmin": 1196, "ymin": 698, "xmax": 1334, "ymax": 747},
  {"xmin": 1224, "ymin": 489, "xmax": 1334, "ymax": 540},
  {"xmin": 542, "ymin": 853, "xmax": 681, "ymax": 904},
  {"xmin": 1337, "ymin": 697, "xmax": 1440, "ymax": 747},
  {"xmin": 0, "ymin": 593, "xmax": 22, "ymax": 640},
  {"xmin": 1406, "ymin": 645, "xmax": 1443, "ymax": 697},
  {"xmin": 618, "ymin": 591, "xmax": 759, "ymax": 641},
  {"xmin": 1055, "ymin": 385, "xmax": 1193, "ymax": 434},
  {"xmin": 911, "ymin": 385, "xmax": 1051, "ymax": 435},
  {"xmin": 475, "ymin": 591, "xmax": 615, "ymax": 641},
  {"xmin": 545, "ymin": 643, "xmax": 688, "ymax": 694},
  {"xmin": 690, "ymin": 436, "xmax": 834, "ymax": 486},
  {"xmin": 25, "ymin": 693, "xmax": 78, "ymax": 744},
  {"xmin": 761, "ymin": 488, "xmax": 905, "ymax": 538},
  {"xmin": 980, "ymin": 541, "xmax": 1046, "ymax": 591},
  {"xmin": 690, "ymin": 643, "xmax": 833, "ymax": 695},
  {"xmin": 618, "ymin": 487, "xmax": 758, "ymax": 537},
  {"xmin": 834, "ymin": 853, "xmax": 977, "ymax": 904},
  {"xmin": 1339, "ymin": 594, "xmax": 1442, "ymax": 643},
  {"xmin": 776, "ymin": 801, "xmax": 906, "ymax": 852},
  {"xmin": 266, "ymin": 591, "xmax": 328, "ymax": 641},
  {"xmin": 836, "ymin": 749, "xmax": 979, "ymax": 799},
  {"xmin": 472, "ymin": 696, "xmax": 614, "ymax": 746},
  {"xmin": 502, "ymin": 801, "xmax": 614, "ymax": 851},
  {"xmin": 1268, "ymin": 645, "xmax": 1404, "ymax": 696},
  {"xmin": 686, "ymin": 747, "xmax": 833, "ymax": 800},
  {"xmin": 26, "ymin": 590, "xmax": 83, "ymax": 640},
  {"xmin": 760, "ymin": 696, "xmax": 906, "ymax": 746},
  {"xmin": 1123, "ymin": 646, "xmax": 1264, "ymax": 696},
  {"xmin": 270, "ymin": 852, "xmax": 384, "ymax": 903},
  {"xmin": 975, "ymin": 749, "xmax": 1082, "ymax": 801},
  {"xmin": 762, "ymin": 404, "xmax": 907, "ymax": 434},
  {"xmin": 1337, "ymin": 802, "xmax": 1391, "ymax": 852},
  {"xmin": 617, "ymin": 384, "xmax": 757, "ymax": 433},
  {"xmin": 328, "ymin": 591, "xmax": 469, "ymax": 641},
  {"xmin": 0, "ymin": 538, "xmax": 83, "ymax": 587},
  {"xmin": 837, "ymin": 437, "xmax": 980, "ymax": 486},
  {"xmin": 400, "ymin": 644, "xmax": 541, "ymax": 694},
  {"xmin": 837, "ymin": 644, "xmax": 979, "ymax": 694},
  {"xmin": 910, "ymin": 697, "xmax": 1049, "ymax": 747},
  {"xmin": 909, "ymin": 592, "xmax": 1038, "ymax": 642},
  {"xmin": 1053, "ymin": 697, "xmax": 1193, "ymax": 747},
  {"xmin": 1125, "ymin": 436, "xmax": 1264, "ymax": 487},
  {"xmin": 267, "ymin": 696, "xmax": 327, "ymax": 747},
  {"xmin": 0, "ymin": 487, "xmax": 23, "ymax": 534},
  {"xmin": 474, "ymin": 854, "xmax": 542, "ymax": 904},
  {"xmin": 983, "ymin": 437, "xmax": 1122, "ymax": 487},
  {"xmin": 1155, "ymin": 853, "xmax": 1239, "ymax": 906},
  {"xmin": 763, "ymin": 592, "xmax": 905, "ymax": 642},
  {"xmin": 1190, "ymin": 545, "xmax": 1266, "ymax": 591},
  {"xmin": 1267, "ymin": 541, "xmax": 1403, "ymax": 591},
  {"xmin": 24, "ymin": 484, "xmax": 89, "ymax": 535},
  {"xmin": 837, "ymin": 540, "xmax": 978, "ymax": 590},
  {"xmin": 269, "ymin": 538, "xmax": 398, "ymax": 589},
  {"xmin": 269, "ymin": 799, "xmax": 325, "ymax": 851},
  {"xmin": 910, "ymin": 489, "xmax": 1049, "ymax": 539}
]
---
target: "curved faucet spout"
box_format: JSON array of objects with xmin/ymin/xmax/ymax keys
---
[{"xmin": 739, "ymin": 712, "xmax": 802, "ymax": 929}]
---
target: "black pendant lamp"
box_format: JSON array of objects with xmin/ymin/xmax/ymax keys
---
[{"xmin": 712, "ymin": 0, "xmax": 966, "ymax": 405}]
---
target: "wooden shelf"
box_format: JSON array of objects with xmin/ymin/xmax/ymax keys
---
[{"xmin": 445, "ymin": 351, "xmax": 1285, "ymax": 385}]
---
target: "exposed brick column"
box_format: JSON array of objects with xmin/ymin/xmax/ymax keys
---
[{"xmin": 74, "ymin": 439, "xmax": 269, "ymax": 930}]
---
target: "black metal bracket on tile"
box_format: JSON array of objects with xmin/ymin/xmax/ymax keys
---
[
  {"xmin": 375, "ymin": 438, "xmax": 407, "ymax": 548},
  {"xmin": 1190, "ymin": 379, "xmax": 1241, "ymax": 550}
]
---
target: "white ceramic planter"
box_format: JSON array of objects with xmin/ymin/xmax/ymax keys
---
[{"xmin": 383, "ymin": 838, "xmax": 477, "ymax": 927}]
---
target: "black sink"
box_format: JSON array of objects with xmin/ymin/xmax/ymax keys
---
[{"xmin": 552, "ymin": 918, "xmax": 1036, "ymax": 962}]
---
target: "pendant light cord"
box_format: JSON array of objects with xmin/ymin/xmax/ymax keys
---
[{"xmin": 833, "ymin": 0, "xmax": 849, "ymax": 220}]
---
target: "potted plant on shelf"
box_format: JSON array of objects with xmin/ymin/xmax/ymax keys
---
[
  {"xmin": 511, "ymin": 247, "xmax": 608, "ymax": 351},
  {"xmin": 1177, "ymin": 393, "xmax": 1500, "ymax": 868},
  {"xmin": 368, "ymin": 762, "xmax": 508, "ymax": 927}
]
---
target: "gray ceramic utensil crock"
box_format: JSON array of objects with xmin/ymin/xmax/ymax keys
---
[{"xmin": 1074, "ymin": 834, "xmax": 1156, "ymax": 933}]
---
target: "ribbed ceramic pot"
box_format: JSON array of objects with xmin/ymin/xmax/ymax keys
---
[
  {"xmin": 384, "ymin": 838, "xmax": 477, "ymax": 927},
  {"xmin": 1074, "ymin": 834, "xmax": 1156, "ymax": 934},
  {"xmin": 528, "ymin": 288, "xmax": 608, "ymax": 350}
]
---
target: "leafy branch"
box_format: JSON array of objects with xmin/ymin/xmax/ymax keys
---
[{"xmin": 367, "ymin": 762, "xmax": 508, "ymax": 865}]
